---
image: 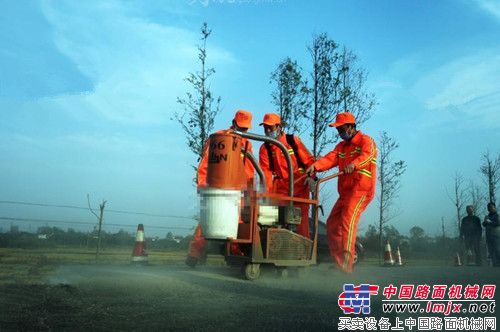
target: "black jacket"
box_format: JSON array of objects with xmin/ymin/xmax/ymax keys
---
[
  {"xmin": 483, "ymin": 212, "xmax": 499, "ymax": 230},
  {"xmin": 460, "ymin": 215, "xmax": 482, "ymax": 238}
]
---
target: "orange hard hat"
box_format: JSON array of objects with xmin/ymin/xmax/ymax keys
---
[
  {"xmin": 259, "ymin": 113, "xmax": 281, "ymax": 126},
  {"xmin": 329, "ymin": 112, "xmax": 356, "ymax": 127},
  {"xmin": 234, "ymin": 110, "xmax": 252, "ymax": 129}
]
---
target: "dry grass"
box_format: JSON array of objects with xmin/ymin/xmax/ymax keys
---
[
  {"xmin": 0, "ymin": 247, "xmax": 188, "ymax": 265},
  {"xmin": 0, "ymin": 247, "xmax": 227, "ymax": 286}
]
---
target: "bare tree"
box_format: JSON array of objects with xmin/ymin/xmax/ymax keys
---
[
  {"xmin": 270, "ymin": 57, "xmax": 309, "ymax": 134},
  {"xmin": 336, "ymin": 46, "xmax": 376, "ymax": 126},
  {"xmin": 377, "ymin": 131, "xmax": 406, "ymax": 262},
  {"xmin": 306, "ymin": 33, "xmax": 339, "ymax": 158},
  {"xmin": 448, "ymin": 172, "xmax": 467, "ymax": 235},
  {"xmin": 479, "ymin": 151, "xmax": 500, "ymax": 205},
  {"xmin": 468, "ymin": 181, "xmax": 485, "ymax": 216},
  {"xmin": 175, "ymin": 22, "xmax": 221, "ymax": 171},
  {"xmin": 441, "ymin": 217, "xmax": 446, "ymax": 242},
  {"xmin": 87, "ymin": 194, "xmax": 106, "ymax": 260},
  {"xmin": 305, "ymin": 34, "xmax": 376, "ymax": 158}
]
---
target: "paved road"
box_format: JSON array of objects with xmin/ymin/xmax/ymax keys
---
[
  {"xmin": 39, "ymin": 262, "xmax": 499, "ymax": 331},
  {"xmin": 1, "ymin": 261, "xmax": 498, "ymax": 331}
]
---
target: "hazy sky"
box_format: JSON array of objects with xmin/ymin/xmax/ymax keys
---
[{"xmin": 1, "ymin": 0, "xmax": 499, "ymax": 237}]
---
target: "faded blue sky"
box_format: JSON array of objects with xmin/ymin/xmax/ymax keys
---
[{"xmin": 1, "ymin": 0, "xmax": 499, "ymax": 237}]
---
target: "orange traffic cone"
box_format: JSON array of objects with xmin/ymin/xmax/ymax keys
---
[
  {"xmin": 395, "ymin": 246, "xmax": 403, "ymax": 266},
  {"xmin": 454, "ymin": 252, "xmax": 462, "ymax": 266},
  {"xmin": 383, "ymin": 240, "xmax": 394, "ymax": 266},
  {"xmin": 131, "ymin": 224, "xmax": 148, "ymax": 264}
]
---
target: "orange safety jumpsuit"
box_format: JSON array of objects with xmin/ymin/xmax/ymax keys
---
[
  {"xmin": 259, "ymin": 133, "xmax": 315, "ymax": 238},
  {"xmin": 313, "ymin": 131, "xmax": 377, "ymax": 273},
  {"xmin": 188, "ymin": 128, "xmax": 254, "ymax": 260}
]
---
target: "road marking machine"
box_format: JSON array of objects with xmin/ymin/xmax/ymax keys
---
[{"xmin": 198, "ymin": 130, "xmax": 339, "ymax": 280}]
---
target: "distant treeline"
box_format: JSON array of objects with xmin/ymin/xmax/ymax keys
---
[
  {"xmin": 0, "ymin": 225, "xmax": 486, "ymax": 261},
  {"xmin": 0, "ymin": 226, "xmax": 192, "ymax": 250}
]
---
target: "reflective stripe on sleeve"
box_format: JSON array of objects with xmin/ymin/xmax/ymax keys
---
[
  {"xmin": 358, "ymin": 141, "xmax": 376, "ymax": 167},
  {"xmin": 357, "ymin": 169, "xmax": 372, "ymax": 177}
]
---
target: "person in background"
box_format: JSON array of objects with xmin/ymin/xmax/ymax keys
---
[
  {"xmin": 483, "ymin": 202, "xmax": 499, "ymax": 267},
  {"xmin": 460, "ymin": 205, "xmax": 482, "ymax": 265}
]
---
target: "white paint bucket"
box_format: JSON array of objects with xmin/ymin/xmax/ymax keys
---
[{"xmin": 200, "ymin": 188, "xmax": 241, "ymax": 239}]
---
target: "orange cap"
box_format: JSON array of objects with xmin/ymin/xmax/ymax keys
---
[
  {"xmin": 234, "ymin": 110, "xmax": 252, "ymax": 129},
  {"xmin": 259, "ymin": 113, "xmax": 281, "ymax": 126},
  {"xmin": 329, "ymin": 112, "xmax": 356, "ymax": 127}
]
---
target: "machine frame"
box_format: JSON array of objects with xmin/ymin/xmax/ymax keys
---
[{"xmin": 221, "ymin": 131, "xmax": 340, "ymax": 280}]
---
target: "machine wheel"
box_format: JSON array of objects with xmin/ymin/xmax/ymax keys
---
[
  {"xmin": 243, "ymin": 263, "xmax": 260, "ymax": 281},
  {"xmin": 276, "ymin": 267, "xmax": 288, "ymax": 279}
]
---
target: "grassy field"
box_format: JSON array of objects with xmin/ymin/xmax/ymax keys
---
[
  {"xmin": 0, "ymin": 246, "xmax": 451, "ymax": 272},
  {"xmin": 0, "ymin": 247, "xmax": 189, "ymax": 265},
  {"xmin": 0, "ymin": 246, "xmax": 230, "ymax": 287}
]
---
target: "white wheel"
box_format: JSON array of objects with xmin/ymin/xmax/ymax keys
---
[{"xmin": 243, "ymin": 263, "xmax": 260, "ymax": 280}]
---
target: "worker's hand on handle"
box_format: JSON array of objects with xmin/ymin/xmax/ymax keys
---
[
  {"xmin": 304, "ymin": 176, "xmax": 317, "ymax": 193},
  {"xmin": 306, "ymin": 164, "xmax": 316, "ymax": 176},
  {"xmin": 344, "ymin": 163, "xmax": 355, "ymax": 174}
]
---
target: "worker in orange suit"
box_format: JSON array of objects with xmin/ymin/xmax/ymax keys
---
[
  {"xmin": 186, "ymin": 110, "xmax": 254, "ymax": 267},
  {"xmin": 306, "ymin": 112, "xmax": 377, "ymax": 273},
  {"xmin": 258, "ymin": 113, "xmax": 315, "ymax": 238}
]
